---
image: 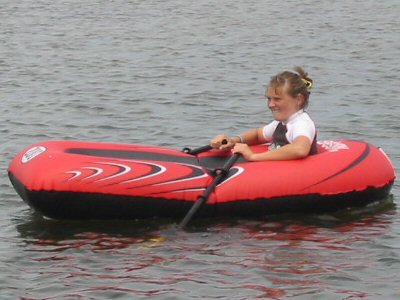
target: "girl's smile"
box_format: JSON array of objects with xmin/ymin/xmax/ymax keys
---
[{"xmin": 266, "ymin": 83, "xmax": 303, "ymax": 122}]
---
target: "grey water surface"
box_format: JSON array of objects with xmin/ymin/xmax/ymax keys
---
[{"xmin": 1, "ymin": 1, "xmax": 399, "ymax": 299}]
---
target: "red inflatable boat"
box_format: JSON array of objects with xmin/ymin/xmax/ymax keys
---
[{"xmin": 8, "ymin": 139, "xmax": 395, "ymax": 220}]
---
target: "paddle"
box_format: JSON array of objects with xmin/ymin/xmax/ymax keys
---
[
  {"xmin": 182, "ymin": 138, "xmax": 230, "ymax": 155},
  {"xmin": 182, "ymin": 144, "xmax": 212, "ymax": 155},
  {"xmin": 179, "ymin": 152, "xmax": 241, "ymax": 228}
]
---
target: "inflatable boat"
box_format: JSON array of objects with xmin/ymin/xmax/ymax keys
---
[{"xmin": 8, "ymin": 139, "xmax": 395, "ymax": 220}]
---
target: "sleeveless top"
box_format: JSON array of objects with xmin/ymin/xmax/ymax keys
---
[{"xmin": 263, "ymin": 110, "xmax": 318, "ymax": 155}]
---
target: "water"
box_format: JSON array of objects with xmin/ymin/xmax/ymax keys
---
[{"xmin": 1, "ymin": 0, "xmax": 399, "ymax": 298}]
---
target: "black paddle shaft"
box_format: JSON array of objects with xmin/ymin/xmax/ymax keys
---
[
  {"xmin": 182, "ymin": 139, "xmax": 228, "ymax": 155},
  {"xmin": 179, "ymin": 153, "xmax": 241, "ymax": 228},
  {"xmin": 182, "ymin": 144, "xmax": 212, "ymax": 155}
]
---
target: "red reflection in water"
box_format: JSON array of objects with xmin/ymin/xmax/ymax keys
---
[
  {"xmin": 19, "ymin": 209, "xmax": 393, "ymax": 299},
  {"xmin": 79, "ymin": 285, "xmax": 180, "ymax": 298},
  {"xmin": 215, "ymin": 213, "xmax": 393, "ymax": 298},
  {"xmin": 243, "ymin": 284, "xmax": 286, "ymax": 298}
]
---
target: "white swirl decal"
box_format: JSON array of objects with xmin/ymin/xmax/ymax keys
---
[
  {"xmin": 66, "ymin": 162, "xmax": 131, "ymax": 182},
  {"xmin": 66, "ymin": 171, "xmax": 82, "ymax": 180},
  {"xmin": 153, "ymin": 163, "xmax": 208, "ymax": 186},
  {"xmin": 318, "ymin": 140, "xmax": 349, "ymax": 152},
  {"xmin": 93, "ymin": 162, "xmax": 131, "ymax": 182},
  {"xmin": 120, "ymin": 160, "xmax": 166, "ymax": 184},
  {"xmin": 217, "ymin": 166, "xmax": 245, "ymax": 186},
  {"xmin": 81, "ymin": 167, "xmax": 104, "ymax": 180}
]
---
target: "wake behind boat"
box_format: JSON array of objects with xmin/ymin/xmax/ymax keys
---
[{"xmin": 8, "ymin": 139, "xmax": 395, "ymax": 220}]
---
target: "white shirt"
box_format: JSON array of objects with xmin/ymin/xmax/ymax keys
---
[{"xmin": 262, "ymin": 110, "xmax": 316, "ymax": 144}]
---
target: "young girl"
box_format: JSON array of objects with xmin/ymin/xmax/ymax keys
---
[{"xmin": 211, "ymin": 66, "xmax": 317, "ymax": 161}]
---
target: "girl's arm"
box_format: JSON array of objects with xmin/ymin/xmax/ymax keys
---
[
  {"xmin": 211, "ymin": 128, "xmax": 267, "ymax": 150},
  {"xmin": 233, "ymin": 135, "xmax": 312, "ymax": 161},
  {"xmin": 235, "ymin": 127, "xmax": 267, "ymax": 145}
]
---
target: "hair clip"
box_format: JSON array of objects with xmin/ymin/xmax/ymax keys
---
[{"xmin": 302, "ymin": 79, "xmax": 313, "ymax": 89}]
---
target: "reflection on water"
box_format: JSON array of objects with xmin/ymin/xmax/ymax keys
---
[
  {"xmin": 9, "ymin": 198, "xmax": 398, "ymax": 299},
  {"xmin": 15, "ymin": 196, "xmax": 395, "ymax": 240}
]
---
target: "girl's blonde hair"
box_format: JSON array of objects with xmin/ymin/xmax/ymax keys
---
[{"xmin": 268, "ymin": 66, "xmax": 313, "ymax": 108}]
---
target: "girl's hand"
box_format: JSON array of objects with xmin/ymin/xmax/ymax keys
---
[
  {"xmin": 232, "ymin": 143, "xmax": 254, "ymax": 160},
  {"xmin": 211, "ymin": 135, "xmax": 235, "ymax": 150}
]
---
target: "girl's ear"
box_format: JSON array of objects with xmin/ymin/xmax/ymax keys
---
[{"xmin": 297, "ymin": 93, "xmax": 305, "ymax": 108}]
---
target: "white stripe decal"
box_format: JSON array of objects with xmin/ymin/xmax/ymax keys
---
[
  {"xmin": 64, "ymin": 161, "xmax": 241, "ymax": 188},
  {"xmin": 169, "ymin": 167, "xmax": 244, "ymax": 193},
  {"xmin": 120, "ymin": 160, "xmax": 167, "ymax": 184},
  {"xmin": 82, "ymin": 167, "xmax": 104, "ymax": 180},
  {"xmin": 217, "ymin": 166, "xmax": 244, "ymax": 186},
  {"xmin": 66, "ymin": 171, "xmax": 82, "ymax": 180},
  {"xmin": 152, "ymin": 163, "xmax": 208, "ymax": 186},
  {"xmin": 94, "ymin": 162, "xmax": 131, "ymax": 182}
]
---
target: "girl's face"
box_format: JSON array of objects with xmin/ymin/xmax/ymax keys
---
[{"xmin": 266, "ymin": 83, "xmax": 303, "ymax": 122}]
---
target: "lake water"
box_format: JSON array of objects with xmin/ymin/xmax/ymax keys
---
[{"xmin": 1, "ymin": 0, "xmax": 399, "ymax": 299}]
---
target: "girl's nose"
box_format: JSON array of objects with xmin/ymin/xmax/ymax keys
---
[{"xmin": 267, "ymin": 99, "xmax": 274, "ymax": 108}]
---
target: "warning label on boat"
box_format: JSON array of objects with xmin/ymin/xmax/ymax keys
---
[{"xmin": 21, "ymin": 146, "xmax": 47, "ymax": 163}]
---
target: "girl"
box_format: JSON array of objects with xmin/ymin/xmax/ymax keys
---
[{"xmin": 211, "ymin": 66, "xmax": 317, "ymax": 161}]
